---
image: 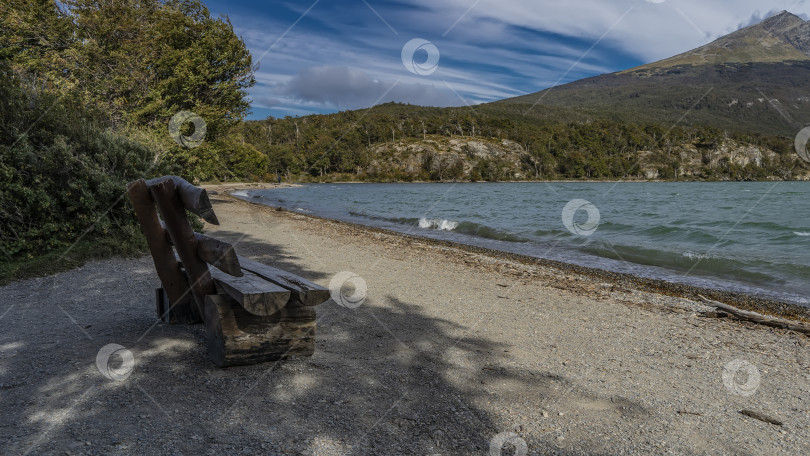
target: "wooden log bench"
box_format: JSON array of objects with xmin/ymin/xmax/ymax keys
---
[{"xmin": 128, "ymin": 176, "xmax": 330, "ymax": 367}]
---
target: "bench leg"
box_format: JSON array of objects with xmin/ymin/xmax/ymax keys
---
[
  {"xmin": 155, "ymin": 288, "xmax": 201, "ymax": 325},
  {"xmin": 205, "ymin": 294, "xmax": 316, "ymax": 367}
]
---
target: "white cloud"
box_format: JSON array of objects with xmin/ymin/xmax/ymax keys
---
[{"xmin": 274, "ymin": 66, "xmax": 466, "ymax": 109}]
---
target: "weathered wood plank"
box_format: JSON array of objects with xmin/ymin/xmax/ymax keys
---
[
  {"xmin": 150, "ymin": 178, "xmax": 216, "ymax": 320},
  {"xmin": 205, "ymin": 294, "xmax": 316, "ymax": 368},
  {"xmin": 160, "ymin": 223, "xmax": 242, "ymax": 277},
  {"xmin": 195, "ymin": 232, "xmax": 243, "ymax": 277},
  {"xmin": 208, "ymin": 266, "xmax": 290, "ymax": 316},
  {"xmin": 146, "ymin": 175, "xmax": 219, "ymax": 225},
  {"xmin": 127, "ymin": 179, "xmax": 198, "ymax": 321},
  {"xmin": 237, "ymin": 256, "xmax": 330, "ymax": 307}
]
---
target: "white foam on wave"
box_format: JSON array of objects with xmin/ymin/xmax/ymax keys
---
[
  {"xmin": 418, "ymin": 218, "xmax": 459, "ymax": 231},
  {"xmin": 231, "ymin": 190, "xmax": 249, "ymax": 198},
  {"xmin": 794, "ymin": 231, "xmax": 810, "ymax": 236},
  {"xmin": 682, "ymin": 251, "xmax": 717, "ymax": 260}
]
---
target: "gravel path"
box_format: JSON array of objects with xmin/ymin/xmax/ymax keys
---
[{"xmin": 1, "ymin": 193, "xmax": 808, "ymax": 455}]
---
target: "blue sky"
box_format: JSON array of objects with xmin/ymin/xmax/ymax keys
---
[{"xmin": 204, "ymin": 0, "xmax": 810, "ymax": 120}]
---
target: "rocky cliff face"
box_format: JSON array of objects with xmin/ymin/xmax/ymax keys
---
[
  {"xmin": 361, "ymin": 136, "xmax": 809, "ymax": 182},
  {"xmin": 366, "ymin": 137, "xmax": 529, "ymax": 181},
  {"xmin": 638, "ymin": 141, "xmax": 802, "ymax": 181}
]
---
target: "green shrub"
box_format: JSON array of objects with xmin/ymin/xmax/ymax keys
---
[{"xmin": 0, "ymin": 70, "xmax": 158, "ymax": 262}]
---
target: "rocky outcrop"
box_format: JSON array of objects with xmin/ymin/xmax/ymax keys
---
[
  {"xmin": 366, "ymin": 137, "xmax": 527, "ymax": 181},
  {"xmin": 361, "ymin": 135, "xmax": 809, "ymax": 181}
]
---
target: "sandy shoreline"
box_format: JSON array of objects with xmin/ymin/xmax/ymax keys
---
[
  {"xmin": 1, "ymin": 190, "xmax": 808, "ymax": 455},
  {"xmin": 218, "ymin": 186, "xmax": 810, "ymax": 324}
]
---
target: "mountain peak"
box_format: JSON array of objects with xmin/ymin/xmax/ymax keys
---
[
  {"xmin": 627, "ymin": 10, "xmax": 810, "ymax": 72},
  {"xmin": 759, "ymin": 10, "xmax": 804, "ymax": 31}
]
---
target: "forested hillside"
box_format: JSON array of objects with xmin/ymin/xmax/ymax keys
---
[{"xmin": 235, "ymin": 103, "xmax": 806, "ymax": 182}]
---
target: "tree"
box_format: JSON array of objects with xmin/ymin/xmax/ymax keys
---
[
  {"xmin": 0, "ymin": 0, "xmax": 75, "ymax": 89},
  {"xmin": 66, "ymin": 0, "xmax": 255, "ymax": 137},
  {"xmin": 137, "ymin": 0, "xmax": 255, "ymax": 135}
]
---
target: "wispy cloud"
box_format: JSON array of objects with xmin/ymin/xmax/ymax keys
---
[{"xmin": 207, "ymin": 0, "xmax": 810, "ymax": 119}]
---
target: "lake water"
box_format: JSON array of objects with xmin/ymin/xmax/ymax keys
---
[{"xmin": 235, "ymin": 182, "xmax": 810, "ymax": 306}]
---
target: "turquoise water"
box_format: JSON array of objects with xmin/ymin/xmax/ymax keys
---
[{"xmin": 237, "ymin": 182, "xmax": 810, "ymax": 305}]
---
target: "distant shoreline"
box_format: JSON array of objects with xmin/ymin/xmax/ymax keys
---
[
  {"xmin": 205, "ymin": 177, "xmax": 802, "ymax": 186},
  {"xmin": 202, "ymin": 181, "xmax": 304, "ymax": 191},
  {"xmin": 299, "ymin": 179, "xmax": 793, "ymax": 184}
]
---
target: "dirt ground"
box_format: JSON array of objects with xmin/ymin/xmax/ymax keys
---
[{"xmin": 1, "ymin": 192, "xmax": 808, "ymax": 455}]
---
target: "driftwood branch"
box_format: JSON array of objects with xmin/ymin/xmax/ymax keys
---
[
  {"xmin": 146, "ymin": 175, "xmax": 219, "ymax": 225},
  {"xmin": 739, "ymin": 410, "xmax": 783, "ymax": 426},
  {"xmin": 698, "ymin": 295, "xmax": 810, "ymax": 335}
]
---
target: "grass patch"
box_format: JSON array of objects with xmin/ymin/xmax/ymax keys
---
[{"xmin": 0, "ymin": 227, "xmax": 148, "ymax": 286}]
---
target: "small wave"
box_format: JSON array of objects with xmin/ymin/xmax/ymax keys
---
[
  {"xmin": 533, "ymin": 228, "xmax": 563, "ymax": 237},
  {"xmin": 740, "ymin": 221, "xmax": 793, "ymax": 231},
  {"xmin": 419, "ymin": 218, "xmax": 459, "ymax": 231},
  {"xmin": 794, "ymin": 231, "xmax": 810, "ymax": 236},
  {"xmin": 597, "ymin": 220, "xmax": 638, "ymax": 232},
  {"xmin": 231, "ymin": 191, "xmax": 249, "ymax": 198},
  {"xmin": 348, "ymin": 210, "xmax": 372, "ymax": 218},
  {"xmin": 449, "ymin": 221, "xmax": 528, "ymax": 242},
  {"xmin": 350, "ymin": 212, "xmax": 526, "ymax": 242},
  {"xmin": 583, "ymin": 244, "xmax": 777, "ymax": 285},
  {"xmin": 295, "ymin": 207, "xmax": 311, "ymax": 213},
  {"xmin": 349, "ymin": 211, "xmax": 420, "ymax": 225}
]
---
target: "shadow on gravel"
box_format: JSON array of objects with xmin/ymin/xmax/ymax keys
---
[{"xmin": 0, "ymin": 230, "xmax": 649, "ymax": 455}]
